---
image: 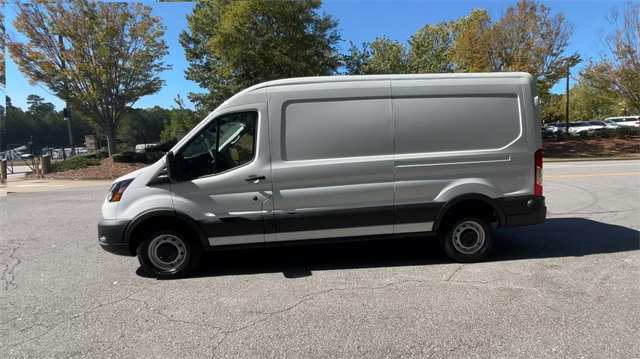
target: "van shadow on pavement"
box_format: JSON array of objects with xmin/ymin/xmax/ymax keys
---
[{"xmin": 138, "ymin": 218, "xmax": 639, "ymax": 279}]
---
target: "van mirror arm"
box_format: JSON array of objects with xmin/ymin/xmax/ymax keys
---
[{"xmin": 165, "ymin": 151, "xmax": 178, "ymax": 182}]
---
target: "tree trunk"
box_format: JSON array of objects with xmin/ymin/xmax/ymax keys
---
[{"xmin": 105, "ymin": 125, "xmax": 117, "ymax": 157}]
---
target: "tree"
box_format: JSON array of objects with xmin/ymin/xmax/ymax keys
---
[
  {"xmin": 1, "ymin": 0, "xmax": 6, "ymax": 87},
  {"xmin": 581, "ymin": 2, "xmax": 639, "ymax": 113},
  {"xmin": 160, "ymin": 95, "xmax": 198, "ymax": 142},
  {"xmin": 453, "ymin": 9, "xmax": 495, "ymax": 72},
  {"xmin": 344, "ymin": 37, "xmax": 408, "ymax": 75},
  {"xmin": 568, "ymin": 77, "xmax": 618, "ymax": 121},
  {"xmin": 117, "ymin": 107, "xmax": 167, "ymax": 147},
  {"xmin": 7, "ymin": 0, "xmax": 170, "ymax": 156},
  {"xmin": 180, "ymin": 0, "xmax": 341, "ymax": 111},
  {"xmin": 26, "ymin": 95, "xmax": 55, "ymax": 117},
  {"xmin": 408, "ymin": 20, "xmax": 460, "ymax": 73},
  {"xmin": 455, "ymin": 1, "xmax": 578, "ymax": 96}
]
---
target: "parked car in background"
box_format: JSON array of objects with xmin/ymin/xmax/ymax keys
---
[
  {"xmin": 135, "ymin": 143, "xmax": 158, "ymax": 153},
  {"xmin": 604, "ymin": 116, "xmax": 640, "ymax": 127},
  {"xmin": 545, "ymin": 122, "xmax": 570, "ymax": 133},
  {"xmin": 587, "ymin": 121, "xmax": 618, "ymax": 129},
  {"xmin": 603, "ymin": 119, "xmax": 620, "ymax": 127},
  {"xmin": 569, "ymin": 121, "xmax": 602, "ymax": 134}
]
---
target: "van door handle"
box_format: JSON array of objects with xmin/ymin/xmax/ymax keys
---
[{"xmin": 244, "ymin": 175, "xmax": 266, "ymax": 182}]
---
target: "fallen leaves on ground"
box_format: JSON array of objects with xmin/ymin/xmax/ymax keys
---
[
  {"xmin": 544, "ymin": 137, "xmax": 639, "ymax": 159},
  {"xmin": 46, "ymin": 158, "xmax": 148, "ymax": 180}
]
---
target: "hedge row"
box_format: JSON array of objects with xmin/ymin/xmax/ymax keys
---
[
  {"xmin": 545, "ymin": 126, "xmax": 640, "ymax": 141},
  {"xmin": 111, "ymin": 151, "xmax": 165, "ymax": 164}
]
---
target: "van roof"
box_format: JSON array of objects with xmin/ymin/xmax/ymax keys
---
[{"xmin": 244, "ymin": 72, "xmax": 534, "ymax": 91}]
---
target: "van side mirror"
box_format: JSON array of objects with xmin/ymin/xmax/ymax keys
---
[{"xmin": 165, "ymin": 151, "xmax": 178, "ymax": 182}]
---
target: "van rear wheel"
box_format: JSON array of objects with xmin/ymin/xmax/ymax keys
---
[
  {"xmin": 137, "ymin": 229, "xmax": 202, "ymax": 278},
  {"xmin": 439, "ymin": 217, "xmax": 494, "ymax": 263}
]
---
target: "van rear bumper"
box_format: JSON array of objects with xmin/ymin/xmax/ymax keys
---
[
  {"xmin": 98, "ymin": 218, "xmax": 133, "ymax": 256},
  {"xmin": 497, "ymin": 195, "xmax": 546, "ymax": 228}
]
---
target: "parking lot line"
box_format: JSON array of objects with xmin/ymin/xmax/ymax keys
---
[{"xmin": 546, "ymin": 172, "xmax": 639, "ymax": 179}]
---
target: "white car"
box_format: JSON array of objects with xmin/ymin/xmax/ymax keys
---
[
  {"xmin": 604, "ymin": 116, "xmax": 640, "ymax": 127},
  {"xmin": 588, "ymin": 121, "xmax": 618, "ymax": 129},
  {"xmin": 568, "ymin": 121, "xmax": 602, "ymax": 134}
]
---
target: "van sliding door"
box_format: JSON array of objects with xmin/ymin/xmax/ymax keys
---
[{"xmin": 268, "ymin": 80, "xmax": 395, "ymax": 242}]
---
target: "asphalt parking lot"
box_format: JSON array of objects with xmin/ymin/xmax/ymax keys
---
[{"xmin": 1, "ymin": 160, "xmax": 638, "ymax": 358}]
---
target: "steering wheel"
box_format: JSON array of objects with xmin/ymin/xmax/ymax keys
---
[{"xmin": 208, "ymin": 148, "xmax": 231, "ymax": 172}]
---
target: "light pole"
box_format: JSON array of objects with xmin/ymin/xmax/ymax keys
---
[
  {"xmin": 565, "ymin": 60, "xmax": 570, "ymax": 136},
  {"xmin": 59, "ymin": 35, "xmax": 74, "ymax": 155}
]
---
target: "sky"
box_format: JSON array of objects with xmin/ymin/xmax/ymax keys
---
[{"xmin": 3, "ymin": 0, "xmax": 629, "ymax": 112}]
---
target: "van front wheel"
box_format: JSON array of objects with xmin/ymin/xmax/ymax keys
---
[
  {"xmin": 440, "ymin": 217, "xmax": 494, "ymax": 263},
  {"xmin": 137, "ymin": 230, "xmax": 202, "ymax": 278}
]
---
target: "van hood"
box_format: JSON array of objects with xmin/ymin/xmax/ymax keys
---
[
  {"xmin": 113, "ymin": 167, "xmax": 146, "ymax": 183},
  {"xmin": 111, "ymin": 157, "xmax": 166, "ymax": 184}
]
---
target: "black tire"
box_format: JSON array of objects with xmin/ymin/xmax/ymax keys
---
[
  {"xmin": 137, "ymin": 229, "xmax": 202, "ymax": 279},
  {"xmin": 439, "ymin": 216, "xmax": 494, "ymax": 263}
]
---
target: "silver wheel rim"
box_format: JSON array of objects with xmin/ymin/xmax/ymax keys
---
[
  {"xmin": 452, "ymin": 221, "xmax": 485, "ymax": 255},
  {"xmin": 148, "ymin": 234, "xmax": 187, "ymax": 272}
]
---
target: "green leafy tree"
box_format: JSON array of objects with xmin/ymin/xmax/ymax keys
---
[
  {"xmin": 4, "ymin": 95, "xmax": 94, "ymax": 147},
  {"xmin": 180, "ymin": 0, "xmax": 341, "ymax": 111},
  {"xmin": 160, "ymin": 95, "xmax": 198, "ymax": 142},
  {"xmin": 344, "ymin": 37, "xmax": 408, "ymax": 75},
  {"xmin": 26, "ymin": 95, "xmax": 56, "ymax": 117},
  {"xmin": 581, "ymin": 2, "xmax": 639, "ymax": 113},
  {"xmin": 7, "ymin": 0, "xmax": 170, "ymax": 156},
  {"xmin": 118, "ymin": 107, "xmax": 168, "ymax": 148},
  {"xmin": 408, "ymin": 20, "xmax": 461, "ymax": 73},
  {"xmin": 539, "ymin": 93, "xmax": 565, "ymax": 123},
  {"xmin": 568, "ymin": 76, "xmax": 618, "ymax": 121}
]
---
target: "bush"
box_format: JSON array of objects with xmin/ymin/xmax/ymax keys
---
[
  {"xmin": 52, "ymin": 155, "xmax": 101, "ymax": 172},
  {"xmin": 578, "ymin": 129, "xmax": 617, "ymax": 140},
  {"xmin": 615, "ymin": 126, "xmax": 640, "ymax": 138},
  {"xmin": 111, "ymin": 151, "xmax": 164, "ymax": 164},
  {"xmin": 544, "ymin": 126, "xmax": 639, "ymax": 142},
  {"xmin": 81, "ymin": 148, "xmax": 110, "ymax": 160}
]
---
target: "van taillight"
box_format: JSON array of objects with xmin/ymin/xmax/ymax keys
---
[{"xmin": 535, "ymin": 149, "xmax": 543, "ymax": 196}]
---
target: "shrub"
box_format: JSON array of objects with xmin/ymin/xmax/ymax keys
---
[
  {"xmin": 578, "ymin": 129, "xmax": 617, "ymax": 140},
  {"xmin": 112, "ymin": 151, "xmax": 164, "ymax": 164},
  {"xmin": 615, "ymin": 126, "xmax": 640, "ymax": 138},
  {"xmin": 52, "ymin": 155, "xmax": 101, "ymax": 172},
  {"xmin": 81, "ymin": 148, "xmax": 110, "ymax": 160}
]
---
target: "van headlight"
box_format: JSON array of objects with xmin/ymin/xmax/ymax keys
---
[{"xmin": 107, "ymin": 179, "xmax": 134, "ymax": 202}]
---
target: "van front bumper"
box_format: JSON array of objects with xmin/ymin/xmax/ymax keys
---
[
  {"xmin": 98, "ymin": 218, "xmax": 133, "ymax": 256},
  {"xmin": 498, "ymin": 195, "xmax": 547, "ymax": 228}
]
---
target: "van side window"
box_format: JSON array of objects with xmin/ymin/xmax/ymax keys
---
[{"xmin": 180, "ymin": 112, "xmax": 257, "ymax": 179}]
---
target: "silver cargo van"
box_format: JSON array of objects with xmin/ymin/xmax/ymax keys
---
[{"xmin": 98, "ymin": 73, "xmax": 546, "ymax": 278}]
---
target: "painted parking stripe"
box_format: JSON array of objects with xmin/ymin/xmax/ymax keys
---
[{"xmin": 546, "ymin": 172, "xmax": 639, "ymax": 179}]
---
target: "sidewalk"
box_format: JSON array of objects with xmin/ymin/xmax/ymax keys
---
[{"xmin": 0, "ymin": 174, "xmax": 111, "ymax": 196}]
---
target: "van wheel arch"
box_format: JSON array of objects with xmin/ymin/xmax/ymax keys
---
[
  {"xmin": 433, "ymin": 194, "xmax": 505, "ymax": 232},
  {"xmin": 126, "ymin": 211, "xmax": 207, "ymax": 256}
]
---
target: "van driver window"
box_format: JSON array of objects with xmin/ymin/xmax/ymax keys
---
[{"xmin": 180, "ymin": 112, "xmax": 257, "ymax": 179}]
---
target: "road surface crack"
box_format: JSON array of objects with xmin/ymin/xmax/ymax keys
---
[
  {"xmin": 1, "ymin": 282, "xmax": 164, "ymax": 349},
  {"xmin": 126, "ymin": 296, "xmax": 225, "ymax": 333},
  {"xmin": 210, "ymin": 277, "xmax": 473, "ymax": 357},
  {"xmin": 1, "ymin": 245, "xmax": 22, "ymax": 291}
]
